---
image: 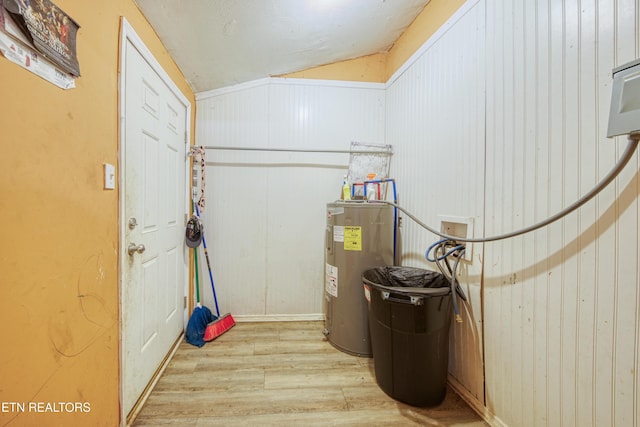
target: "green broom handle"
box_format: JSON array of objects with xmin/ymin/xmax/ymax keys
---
[{"xmin": 194, "ymin": 245, "xmax": 200, "ymax": 305}]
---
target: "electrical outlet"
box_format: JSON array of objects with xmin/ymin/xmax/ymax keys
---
[{"xmin": 438, "ymin": 215, "xmax": 473, "ymax": 262}]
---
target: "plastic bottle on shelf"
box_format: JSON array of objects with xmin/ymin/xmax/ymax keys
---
[
  {"xmin": 342, "ymin": 175, "xmax": 351, "ymax": 200},
  {"xmin": 366, "ymin": 173, "xmax": 377, "ymax": 200}
]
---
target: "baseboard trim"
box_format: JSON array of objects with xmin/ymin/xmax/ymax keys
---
[
  {"xmin": 233, "ymin": 314, "xmax": 324, "ymax": 322},
  {"xmin": 126, "ymin": 333, "xmax": 184, "ymax": 426},
  {"xmin": 447, "ymin": 374, "xmax": 506, "ymax": 427}
]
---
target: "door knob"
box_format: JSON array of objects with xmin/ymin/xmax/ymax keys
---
[
  {"xmin": 128, "ymin": 217, "xmax": 138, "ymax": 229},
  {"xmin": 128, "ymin": 243, "xmax": 145, "ymax": 255}
]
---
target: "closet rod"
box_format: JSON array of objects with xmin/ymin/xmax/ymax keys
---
[{"xmin": 200, "ymin": 145, "xmax": 393, "ymax": 155}]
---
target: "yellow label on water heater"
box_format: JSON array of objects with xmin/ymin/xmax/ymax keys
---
[{"xmin": 344, "ymin": 226, "xmax": 362, "ymax": 251}]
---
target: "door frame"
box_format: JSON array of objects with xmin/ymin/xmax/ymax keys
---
[{"xmin": 117, "ymin": 17, "xmax": 191, "ymax": 425}]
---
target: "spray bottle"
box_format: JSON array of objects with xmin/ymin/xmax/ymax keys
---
[{"xmin": 342, "ymin": 175, "xmax": 351, "ymax": 200}]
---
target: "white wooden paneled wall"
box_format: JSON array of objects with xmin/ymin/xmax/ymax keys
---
[
  {"xmin": 195, "ymin": 0, "xmax": 640, "ymax": 424},
  {"xmin": 385, "ymin": 0, "xmax": 486, "ymax": 407},
  {"xmin": 484, "ymin": 0, "xmax": 640, "ymax": 426},
  {"xmin": 195, "ymin": 80, "xmax": 385, "ymax": 317}
]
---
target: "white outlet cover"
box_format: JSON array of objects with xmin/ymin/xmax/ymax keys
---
[{"xmin": 438, "ymin": 215, "xmax": 474, "ymax": 262}]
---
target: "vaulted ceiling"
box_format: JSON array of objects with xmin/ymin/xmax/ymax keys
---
[{"xmin": 134, "ymin": 0, "xmax": 430, "ymax": 92}]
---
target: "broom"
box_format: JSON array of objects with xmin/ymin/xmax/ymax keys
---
[
  {"xmin": 185, "ymin": 240, "xmax": 216, "ymax": 347},
  {"xmin": 195, "ymin": 203, "xmax": 236, "ymax": 341}
]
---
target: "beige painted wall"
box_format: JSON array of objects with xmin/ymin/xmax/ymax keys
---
[
  {"xmin": 279, "ymin": 0, "xmax": 466, "ymax": 83},
  {"xmin": 385, "ymin": 0, "xmax": 466, "ymax": 79},
  {"xmin": 280, "ymin": 53, "xmax": 387, "ymax": 83},
  {"xmin": 0, "ymin": 1, "xmax": 194, "ymax": 425}
]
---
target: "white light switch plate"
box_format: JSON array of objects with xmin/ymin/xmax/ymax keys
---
[{"xmin": 104, "ymin": 163, "xmax": 115, "ymax": 189}]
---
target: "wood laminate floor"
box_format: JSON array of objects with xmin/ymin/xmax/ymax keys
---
[{"xmin": 132, "ymin": 321, "xmax": 487, "ymax": 426}]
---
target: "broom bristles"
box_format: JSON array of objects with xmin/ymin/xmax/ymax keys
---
[{"xmin": 203, "ymin": 313, "xmax": 235, "ymax": 341}]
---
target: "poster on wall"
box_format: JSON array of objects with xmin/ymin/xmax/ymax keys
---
[
  {"xmin": 2, "ymin": 0, "xmax": 80, "ymax": 76},
  {"xmin": 0, "ymin": 0, "xmax": 78, "ymax": 88},
  {"xmin": 0, "ymin": 30, "xmax": 74, "ymax": 88}
]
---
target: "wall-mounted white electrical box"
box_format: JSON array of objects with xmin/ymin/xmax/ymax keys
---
[
  {"xmin": 607, "ymin": 58, "xmax": 640, "ymax": 138},
  {"xmin": 438, "ymin": 215, "xmax": 474, "ymax": 262}
]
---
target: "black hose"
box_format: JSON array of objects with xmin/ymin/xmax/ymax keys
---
[{"xmin": 425, "ymin": 239, "xmax": 467, "ymax": 322}]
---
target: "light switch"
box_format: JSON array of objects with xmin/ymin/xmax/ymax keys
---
[{"xmin": 104, "ymin": 163, "xmax": 115, "ymax": 190}]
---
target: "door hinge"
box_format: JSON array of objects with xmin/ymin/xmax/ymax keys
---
[
  {"xmin": 184, "ymin": 296, "xmax": 187, "ymax": 309},
  {"xmin": 184, "ymin": 213, "xmax": 188, "ymax": 226}
]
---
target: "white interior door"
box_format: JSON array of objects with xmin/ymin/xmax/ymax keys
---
[{"xmin": 120, "ymin": 20, "xmax": 189, "ymax": 417}]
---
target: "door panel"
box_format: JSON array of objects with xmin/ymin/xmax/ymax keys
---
[{"xmin": 121, "ymin": 36, "xmax": 187, "ymax": 416}]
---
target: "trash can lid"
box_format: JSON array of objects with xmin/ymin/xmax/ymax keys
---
[{"xmin": 362, "ymin": 266, "xmax": 451, "ymax": 297}]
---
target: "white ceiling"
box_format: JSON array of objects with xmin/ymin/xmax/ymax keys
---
[{"xmin": 134, "ymin": 0, "xmax": 430, "ymax": 93}]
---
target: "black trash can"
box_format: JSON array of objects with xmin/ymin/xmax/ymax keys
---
[{"xmin": 363, "ymin": 266, "xmax": 452, "ymax": 407}]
